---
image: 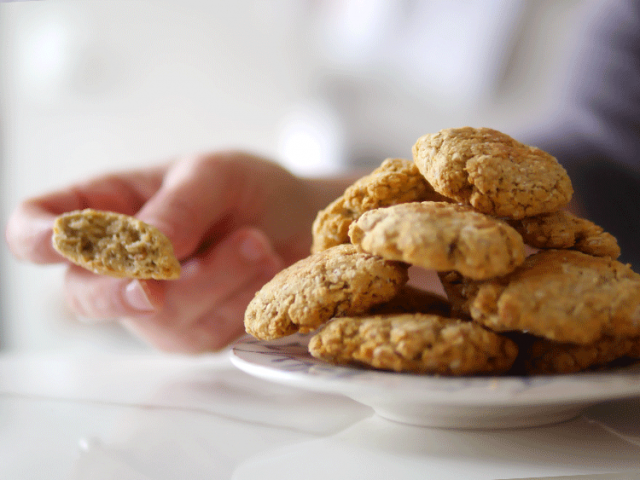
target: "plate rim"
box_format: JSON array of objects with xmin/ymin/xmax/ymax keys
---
[{"xmin": 230, "ymin": 334, "xmax": 640, "ymax": 407}]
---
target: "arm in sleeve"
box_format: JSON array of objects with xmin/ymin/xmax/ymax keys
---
[{"xmin": 524, "ymin": 0, "xmax": 640, "ymax": 267}]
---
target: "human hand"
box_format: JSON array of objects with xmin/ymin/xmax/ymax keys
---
[{"xmin": 6, "ymin": 151, "xmax": 330, "ymax": 352}]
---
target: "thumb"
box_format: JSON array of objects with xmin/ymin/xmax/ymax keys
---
[{"xmin": 64, "ymin": 267, "xmax": 165, "ymax": 320}]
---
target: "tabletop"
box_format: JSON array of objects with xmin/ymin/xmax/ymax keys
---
[{"xmin": 1, "ymin": 349, "xmax": 640, "ymax": 480}]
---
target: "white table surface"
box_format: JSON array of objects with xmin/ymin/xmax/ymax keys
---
[{"xmin": 2, "ymin": 350, "xmax": 640, "ymax": 480}]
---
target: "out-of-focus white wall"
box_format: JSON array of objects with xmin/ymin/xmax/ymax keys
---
[{"xmin": 0, "ymin": 0, "xmax": 585, "ymax": 352}]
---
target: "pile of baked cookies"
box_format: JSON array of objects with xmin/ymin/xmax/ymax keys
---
[{"xmin": 244, "ymin": 127, "xmax": 640, "ymax": 376}]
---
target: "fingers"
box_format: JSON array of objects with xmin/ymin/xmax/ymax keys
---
[
  {"xmin": 122, "ymin": 268, "xmax": 272, "ymax": 353},
  {"xmin": 124, "ymin": 227, "xmax": 284, "ymax": 352},
  {"xmin": 5, "ymin": 202, "xmax": 62, "ymax": 263},
  {"xmin": 6, "ymin": 152, "xmax": 306, "ymax": 268},
  {"xmin": 6, "ymin": 153, "xmax": 248, "ymax": 264},
  {"xmin": 5, "ymin": 167, "xmax": 166, "ymax": 263},
  {"xmin": 64, "ymin": 227, "xmax": 283, "ymax": 352},
  {"xmin": 63, "ymin": 269, "xmax": 165, "ymax": 319},
  {"xmin": 135, "ymin": 153, "xmax": 251, "ymax": 259}
]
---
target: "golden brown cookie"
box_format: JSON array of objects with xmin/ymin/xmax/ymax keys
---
[
  {"xmin": 627, "ymin": 341, "xmax": 640, "ymax": 359},
  {"xmin": 348, "ymin": 201, "xmax": 525, "ymax": 280},
  {"xmin": 438, "ymin": 271, "xmax": 477, "ymax": 319},
  {"xmin": 446, "ymin": 250, "xmax": 640, "ymax": 345},
  {"xmin": 308, "ymin": 313, "xmax": 518, "ymax": 375},
  {"xmin": 52, "ymin": 209, "xmax": 181, "ymax": 279},
  {"xmin": 311, "ymin": 158, "xmax": 447, "ymax": 253},
  {"xmin": 507, "ymin": 210, "xmax": 620, "ymax": 258},
  {"xmin": 521, "ymin": 334, "xmax": 638, "ymax": 375},
  {"xmin": 412, "ymin": 127, "xmax": 573, "ymax": 219},
  {"xmin": 369, "ymin": 285, "xmax": 452, "ymax": 317},
  {"xmin": 244, "ymin": 244, "xmax": 409, "ymax": 340}
]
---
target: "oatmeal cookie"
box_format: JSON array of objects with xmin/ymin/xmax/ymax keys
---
[
  {"xmin": 412, "ymin": 127, "xmax": 573, "ymax": 219},
  {"xmin": 369, "ymin": 285, "xmax": 452, "ymax": 317},
  {"xmin": 52, "ymin": 209, "xmax": 181, "ymax": 279},
  {"xmin": 449, "ymin": 250, "xmax": 640, "ymax": 344},
  {"xmin": 438, "ymin": 271, "xmax": 477, "ymax": 319},
  {"xmin": 348, "ymin": 201, "xmax": 525, "ymax": 280},
  {"xmin": 522, "ymin": 334, "xmax": 638, "ymax": 375},
  {"xmin": 627, "ymin": 341, "xmax": 640, "ymax": 359},
  {"xmin": 507, "ymin": 210, "xmax": 620, "ymax": 258},
  {"xmin": 311, "ymin": 158, "xmax": 447, "ymax": 253},
  {"xmin": 308, "ymin": 313, "xmax": 518, "ymax": 375},
  {"xmin": 244, "ymin": 244, "xmax": 409, "ymax": 340}
]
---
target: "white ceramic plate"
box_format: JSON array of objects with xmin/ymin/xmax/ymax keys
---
[{"xmin": 230, "ymin": 333, "xmax": 640, "ymax": 429}]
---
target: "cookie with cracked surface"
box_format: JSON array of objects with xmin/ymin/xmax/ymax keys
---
[
  {"xmin": 244, "ymin": 244, "xmax": 409, "ymax": 340},
  {"xmin": 521, "ymin": 334, "xmax": 639, "ymax": 375},
  {"xmin": 311, "ymin": 158, "xmax": 447, "ymax": 253},
  {"xmin": 449, "ymin": 249, "xmax": 640, "ymax": 345},
  {"xmin": 507, "ymin": 210, "xmax": 620, "ymax": 258},
  {"xmin": 308, "ymin": 313, "xmax": 518, "ymax": 375},
  {"xmin": 52, "ymin": 209, "xmax": 181, "ymax": 279},
  {"xmin": 348, "ymin": 201, "xmax": 525, "ymax": 280},
  {"xmin": 412, "ymin": 127, "xmax": 573, "ymax": 219}
]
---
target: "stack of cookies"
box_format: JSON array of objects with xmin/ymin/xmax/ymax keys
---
[{"xmin": 244, "ymin": 127, "xmax": 640, "ymax": 376}]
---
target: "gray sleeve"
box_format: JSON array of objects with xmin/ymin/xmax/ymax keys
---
[
  {"xmin": 524, "ymin": 0, "xmax": 640, "ymax": 267},
  {"xmin": 529, "ymin": 0, "xmax": 640, "ymax": 169}
]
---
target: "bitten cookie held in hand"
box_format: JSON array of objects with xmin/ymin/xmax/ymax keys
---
[{"xmin": 52, "ymin": 209, "xmax": 181, "ymax": 280}]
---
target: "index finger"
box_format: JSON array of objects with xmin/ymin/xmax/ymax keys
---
[{"xmin": 5, "ymin": 165, "xmax": 167, "ymax": 263}]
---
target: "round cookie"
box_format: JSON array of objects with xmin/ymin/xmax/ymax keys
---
[
  {"xmin": 521, "ymin": 334, "xmax": 638, "ymax": 375},
  {"xmin": 627, "ymin": 340, "xmax": 640, "ymax": 359},
  {"xmin": 438, "ymin": 270, "xmax": 478, "ymax": 319},
  {"xmin": 348, "ymin": 201, "xmax": 526, "ymax": 280},
  {"xmin": 308, "ymin": 313, "xmax": 518, "ymax": 375},
  {"xmin": 244, "ymin": 244, "xmax": 409, "ymax": 340},
  {"xmin": 311, "ymin": 158, "xmax": 447, "ymax": 253},
  {"xmin": 52, "ymin": 208, "xmax": 181, "ymax": 280},
  {"xmin": 412, "ymin": 127, "xmax": 573, "ymax": 219},
  {"xmin": 455, "ymin": 250, "xmax": 640, "ymax": 345},
  {"xmin": 369, "ymin": 285, "xmax": 452, "ymax": 317},
  {"xmin": 507, "ymin": 210, "xmax": 620, "ymax": 258}
]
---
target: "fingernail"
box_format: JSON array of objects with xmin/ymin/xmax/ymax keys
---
[
  {"xmin": 239, "ymin": 233, "xmax": 267, "ymax": 262},
  {"xmin": 124, "ymin": 280, "xmax": 156, "ymax": 312}
]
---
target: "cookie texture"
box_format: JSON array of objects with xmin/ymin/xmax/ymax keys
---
[
  {"xmin": 52, "ymin": 209, "xmax": 181, "ymax": 279},
  {"xmin": 438, "ymin": 271, "xmax": 477, "ymax": 319},
  {"xmin": 308, "ymin": 313, "xmax": 518, "ymax": 375},
  {"xmin": 244, "ymin": 244, "xmax": 409, "ymax": 340},
  {"xmin": 369, "ymin": 285, "xmax": 451, "ymax": 317},
  {"xmin": 311, "ymin": 158, "xmax": 447, "ymax": 253},
  {"xmin": 522, "ymin": 334, "xmax": 638, "ymax": 375},
  {"xmin": 453, "ymin": 250, "xmax": 640, "ymax": 344},
  {"xmin": 508, "ymin": 210, "xmax": 620, "ymax": 258},
  {"xmin": 412, "ymin": 127, "xmax": 573, "ymax": 219},
  {"xmin": 627, "ymin": 341, "xmax": 640, "ymax": 359},
  {"xmin": 349, "ymin": 201, "xmax": 525, "ymax": 280}
]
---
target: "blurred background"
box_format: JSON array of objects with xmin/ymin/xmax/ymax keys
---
[{"xmin": 0, "ymin": 0, "xmax": 587, "ymax": 353}]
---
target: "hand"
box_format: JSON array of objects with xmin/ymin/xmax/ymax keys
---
[{"xmin": 6, "ymin": 151, "xmax": 338, "ymax": 352}]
